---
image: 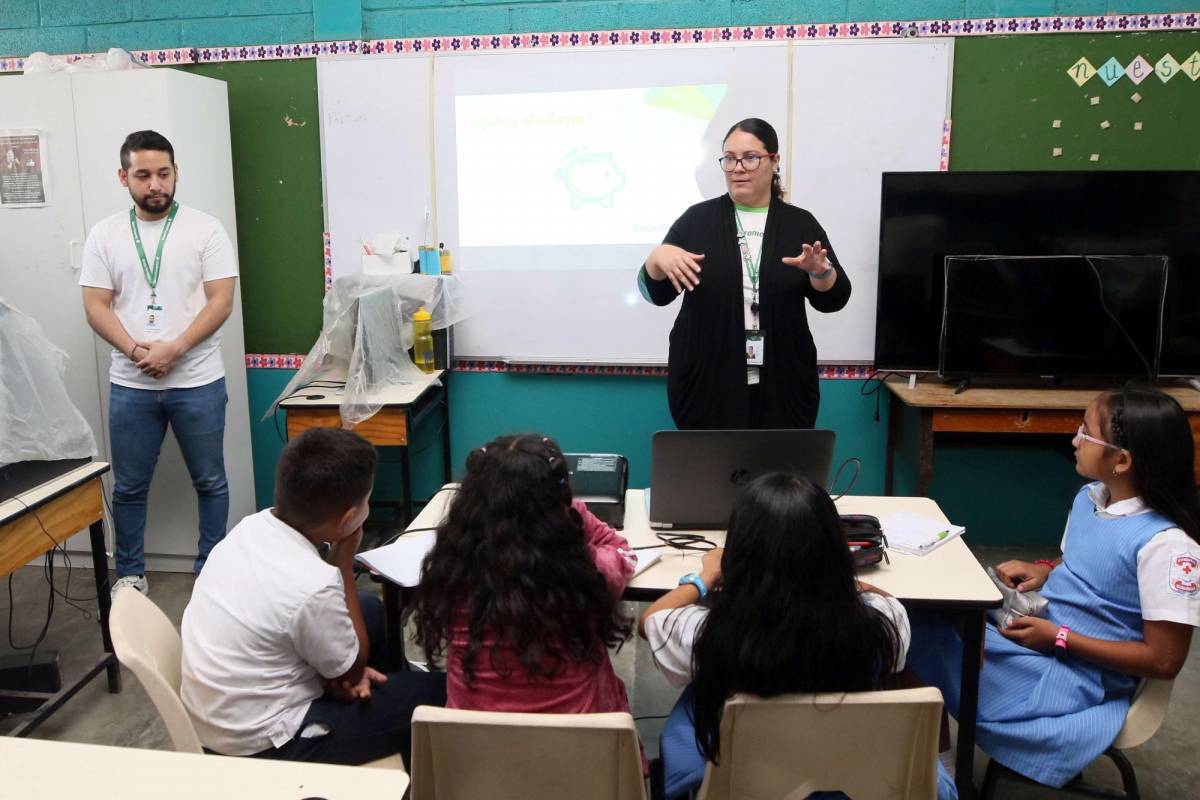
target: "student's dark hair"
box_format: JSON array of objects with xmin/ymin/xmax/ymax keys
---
[
  {"xmin": 723, "ymin": 117, "xmax": 784, "ymax": 200},
  {"xmin": 689, "ymin": 473, "xmax": 901, "ymax": 764},
  {"xmin": 120, "ymin": 130, "xmax": 175, "ymax": 169},
  {"xmin": 274, "ymin": 428, "xmax": 377, "ymax": 530},
  {"xmin": 1100, "ymin": 386, "xmax": 1200, "ymax": 543},
  {"xmin": 412, "ymin": 434, "xmax": 632, "ymax": 685}
]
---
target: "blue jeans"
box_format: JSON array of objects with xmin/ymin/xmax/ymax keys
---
[{"xmin": 109, "ymin": 377, "xmax": 229, "ymax": 577}]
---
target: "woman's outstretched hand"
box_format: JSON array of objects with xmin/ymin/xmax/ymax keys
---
[
  {"xmin": 782, "ymin": 241, "xmax": 831, "ymax": 276},
  {"xmin": 646, "ymin": 244, "xmax": 705, "ymax": 293}
]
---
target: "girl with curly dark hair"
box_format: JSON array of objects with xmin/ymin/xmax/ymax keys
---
[{"xmin": 412, "ymin": 433, "xmax": 636, "ymax": 717}]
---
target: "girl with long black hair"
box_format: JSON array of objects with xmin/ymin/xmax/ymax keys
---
[
  {"xmin": 908, "ymin": 386, "xmax": 1200, "ymax": 789},
  {"xmin": 640, "ymin": 474, "xmax": 956, "ymax": 799},
  {"xmin": 412, "ymin": 434, "xmax": 636, "ymax": 718}
]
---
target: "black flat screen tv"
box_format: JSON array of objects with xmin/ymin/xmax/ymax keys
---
[
  {"xmin": 939, "ymin": 255, "xmax": 1167, "ymax": 381},
  {"xmin": 875, "ymin": 171, "xmax": 1200, "ymax": 378}
]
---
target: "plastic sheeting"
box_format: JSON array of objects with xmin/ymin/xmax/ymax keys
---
[
  {"xmin": 0, "ymin": 298, "xmax": 98, "ymax": 467},
  {"xmin": 267, "ymin": 274, "xmax": 468, "ymax": 428}
]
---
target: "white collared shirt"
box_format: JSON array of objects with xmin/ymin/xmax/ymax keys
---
[
  {"xmin": 180, "ymin": 509, "xmax": 358, "ymax": 755},
  {"xmin": 1062, "ymin": 483, "xmax": 1200, "ymax": 626}
]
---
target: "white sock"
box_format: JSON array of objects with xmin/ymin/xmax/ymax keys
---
[{"xmin": 938, "ymin": 750, "xmax": 956, "ymax": 778}]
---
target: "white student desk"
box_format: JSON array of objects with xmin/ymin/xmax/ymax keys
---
[
  {"xmin": 388, "ymin": 486, "xmax": 1001, "ymax": 798},
  {"xmin": 0, "ymin": 461, "xmax": 121, "ymax": 735},
  {"xmin": 278, "ymin": 370, "xmax": 450, "ymax": 524},
  {"xmin": 0, "ymin": 736, "xmax": 409, "ymax": 799}
]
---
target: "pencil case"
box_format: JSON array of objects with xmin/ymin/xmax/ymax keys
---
[{"xmin": 841, "ymin": 514, "xmax": 889, "ymax": 569}]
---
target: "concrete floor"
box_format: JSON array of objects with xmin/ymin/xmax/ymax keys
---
[{"xmin": 2, "ymin": 545, "xmax": 1197, "ymax": 798}]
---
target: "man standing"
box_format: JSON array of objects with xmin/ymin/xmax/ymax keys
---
[{"xmin": 81, "ymin": 130, "xmax": 238, "ymax": 595}]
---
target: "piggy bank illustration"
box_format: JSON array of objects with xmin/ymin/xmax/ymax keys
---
[{"xmin": 556, "ymin": 149, "xmax": 627, "ymax": 208}]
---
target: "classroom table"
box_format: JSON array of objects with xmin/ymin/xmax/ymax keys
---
[
  {"xmin": 0, "ymin": 735, "xmax": 409, "ymax": 799},
  {"xmin": 278, "ymin": 370, "xmax": 451, "ymax": 525},
  {"xmin": 0, "ymin": 461, "xmax": 121, "ymax": 735},
  {"xmin": 384, "ymin": 485, "xmax": 1002, "ymax": 799},
  {"xmin": 884, "ymin": 376, "xmax": 1200, "ymax": 495}
]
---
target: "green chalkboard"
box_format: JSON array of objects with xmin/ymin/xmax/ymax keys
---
[
  {"xmin": 185, "ymin": 59, "xmax": 326, "ymax": 355},
  {"xmin": 951, "ymin": 31, "xmax": 1200, "ymax": 170}
]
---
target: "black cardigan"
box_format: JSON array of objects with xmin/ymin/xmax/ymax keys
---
[{"xmin": 641, "ymin": 194, "xmax": 851, "ymax": 430}]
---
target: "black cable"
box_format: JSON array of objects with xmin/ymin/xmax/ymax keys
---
[
  {"xmin": 829, "ymin": 456, "xmax": 862, "ymax": 502},
  {"xmin": 373, "ymin": 485, "xmax": 460, "ymax": 547},
  {"xmin": 1082, "ymin": 256, "xmax": 1155, "ymax": 382},
  {"xmin": 860, "ymin": 370, "xmax": 895, "ymax": 422},
  {"xmin": 634, "ymin": 714, "xmax": 670, "ymax": 721},
  {"xmin": 13, "ymin": 496, "xmax": 97, "ymax": 608},
  {"xmin": 652, "ymin": 532, "xmax": 717, "ymax": 553}
]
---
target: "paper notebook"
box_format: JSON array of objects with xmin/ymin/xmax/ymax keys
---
[
  {"xmin": 355, "ymin": 534, "xmax": 436, "ymax": 587},
  {"xmin": 882, "ymin": 512, "xmax": 965, "ymax": 556}
]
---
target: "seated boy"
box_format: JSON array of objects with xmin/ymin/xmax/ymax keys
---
[{"xmin": 181, "ymin": 427, "xmax": 445, "ymax": 766}]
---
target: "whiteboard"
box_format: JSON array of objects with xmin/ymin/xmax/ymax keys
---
[{"xmin": 318, "ymin": 39, "xmax": 952, "ymax": 364}]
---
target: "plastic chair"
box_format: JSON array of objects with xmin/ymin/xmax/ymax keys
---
[
  {"xmin": 109, "ymin": 588, "xmax": 405, "ymax": 771},
  {"xmin": 694, "ymin": 687, "xmax": 944, "ymax": 800},
  {"xmin": 409, "ymin": 705, "xmax": 647, "ymax": 800},
  {"xmin": 110, "ymin": 587, "xmax": 204, "ymax": 753},
  {"xmin": 980, "ymin": 678, "xmax": 1175, "ymax": 800}
]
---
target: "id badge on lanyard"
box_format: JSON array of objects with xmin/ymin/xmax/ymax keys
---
[
  {"xmin": 746, "ymin": 331, "xmax": 764, "ymax": 366},
  {"xmin": 130, "ymin": 202, "xmax": 178, "ymax": 335}
]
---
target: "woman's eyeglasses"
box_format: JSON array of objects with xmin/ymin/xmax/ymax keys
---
[
  {"xmin": 1074, "ymin": 424, "xmax": 1122, "ymax": 450},
  {"xmin": 718, "ymin": 153, "xmax": 776, "ymax": 172}
]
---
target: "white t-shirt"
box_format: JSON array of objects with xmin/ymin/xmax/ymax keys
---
[
  {"xmin": 644, "ymin": 591, "xmax": 911, "ymax": 688},
  {"xmin": 180, "ymin": 509, "xmax": 359, "ymax": 756},
  {"xmin": 1061, "ymin": 483, "xmax": 1200, "ymax": 627},
  {"xmin": 79, "ymin": 204, "xmax": 238, "ymax": 389},
  {"xmin": 735, "ymin": 206, "xmax": 767, "ymax": 386}
]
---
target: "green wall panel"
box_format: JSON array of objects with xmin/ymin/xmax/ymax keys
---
[{"xmin": 186, "ymin": 59, "xmax": 326, "ymax": 355}]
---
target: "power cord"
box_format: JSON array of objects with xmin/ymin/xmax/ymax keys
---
[
  {"xmin": 1082, "ymin": 256, "xmax": 1155, "ymax": 382},
  {"xmin": 829, "ymin": 456, "xmax": 862, "ymax": 502},
  {"xmin": 860, "ymin": 370, "xmax": 894, "ymax": 422}
]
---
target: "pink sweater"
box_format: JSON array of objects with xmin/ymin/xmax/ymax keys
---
[{"xmin": 445, "ymin": 500, "xmax": 635, "ymax": 716}]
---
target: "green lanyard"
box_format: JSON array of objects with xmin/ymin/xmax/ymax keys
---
[
  {"xmin": 734, "ymin": 209, "xmax": 763, "ymax": 322},
  {"xmin": 129, "ymin": 202, "xmax": 179, "ymax": 303}
]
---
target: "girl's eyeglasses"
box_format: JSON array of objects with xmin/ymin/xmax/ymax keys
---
[{"xmin": 1074, "ymin": 424, "xmax": 1122, "ymax": 451}]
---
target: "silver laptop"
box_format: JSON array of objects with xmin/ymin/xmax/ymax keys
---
[{"xmin": 648, "ymin": 429, "xmax": 836, "ymax": 529}]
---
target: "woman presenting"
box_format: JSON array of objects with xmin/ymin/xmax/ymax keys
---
[{"xmin": 638, "ymin": 118, "xmax": 850, "ymax": 430}]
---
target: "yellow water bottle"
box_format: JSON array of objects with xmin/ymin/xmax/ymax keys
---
[{"xmin": 412, "ymin": 306, "xmax": 435, "ymax": 374}]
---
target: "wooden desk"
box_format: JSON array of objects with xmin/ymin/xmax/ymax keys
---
[
  {"xmin": 0, "ymin": 461, "xmax": 121, "ymax": 735},
  {"xmin": 0, "ymin": 736, "xmax": 409, "ymax": 799},
  {"xmin": 396, "ymin": 486, "xmax": 1001, "ymax": 799},
  {"xmin": 279, "ymin": 370, "xmax": 451, "ymax": 525},
  {"xmin": 884, "ymin": 377, "xmax": 1200, "ymax": 495}
]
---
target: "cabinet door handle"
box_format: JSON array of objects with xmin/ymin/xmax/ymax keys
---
[{"xmin": 68, "ymin": 239, "xmax": 83, "ymax": 270}]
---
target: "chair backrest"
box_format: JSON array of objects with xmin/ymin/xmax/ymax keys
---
[
  {"xmin": 109, "ymin": 588, "xmax": 204, "ymax": 754},
  {"xmin": 1112, "ymin": 678, "xmax": 1174, "ymax": 750},
  {"xmin": 409, "ymin": 706, "xmax": 647, "ymax": 800},
  {"xmin": 697, "ymin": 687, "xmax": 944, "ymax": 800}
]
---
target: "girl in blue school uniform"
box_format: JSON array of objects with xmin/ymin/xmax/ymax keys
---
[
  {"xmin": 640, "ymin": 473, "xmax": 958, "ymax": 800},
  {"xmin": 908, "ymin": 386, "xmax": 1200, "ymax": 788}
]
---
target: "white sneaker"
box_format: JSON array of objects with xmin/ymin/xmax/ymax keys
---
[{"xmin": 111, "ymin": 574, "xmax": 149, "ymax": 598}]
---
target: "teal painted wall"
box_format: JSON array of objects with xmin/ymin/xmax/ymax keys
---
[
  {"xmin": 3, "ymin": 0, "xmax": 1196, "ymax": 56},
  {"xmin": 248, "ymin": 368, "xmax": 1083, "ymax": 544},
  {"xmin": 250, "ymin": 368, "xmax": 893, "ymax": 501}
]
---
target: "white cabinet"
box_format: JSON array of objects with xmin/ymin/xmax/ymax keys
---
[{"xmin": 0, "ymin": 68, "xmax": 255, "ymax": 572}]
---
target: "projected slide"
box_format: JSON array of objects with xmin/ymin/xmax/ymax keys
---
[{"xmin": 455, "ymin": 84, "xmax": 726, "ymax": 248}]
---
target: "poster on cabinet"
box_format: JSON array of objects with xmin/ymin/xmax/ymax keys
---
[{"xmin": 0, "ymin": 130, "xmax": 49, "ymax": 207}]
